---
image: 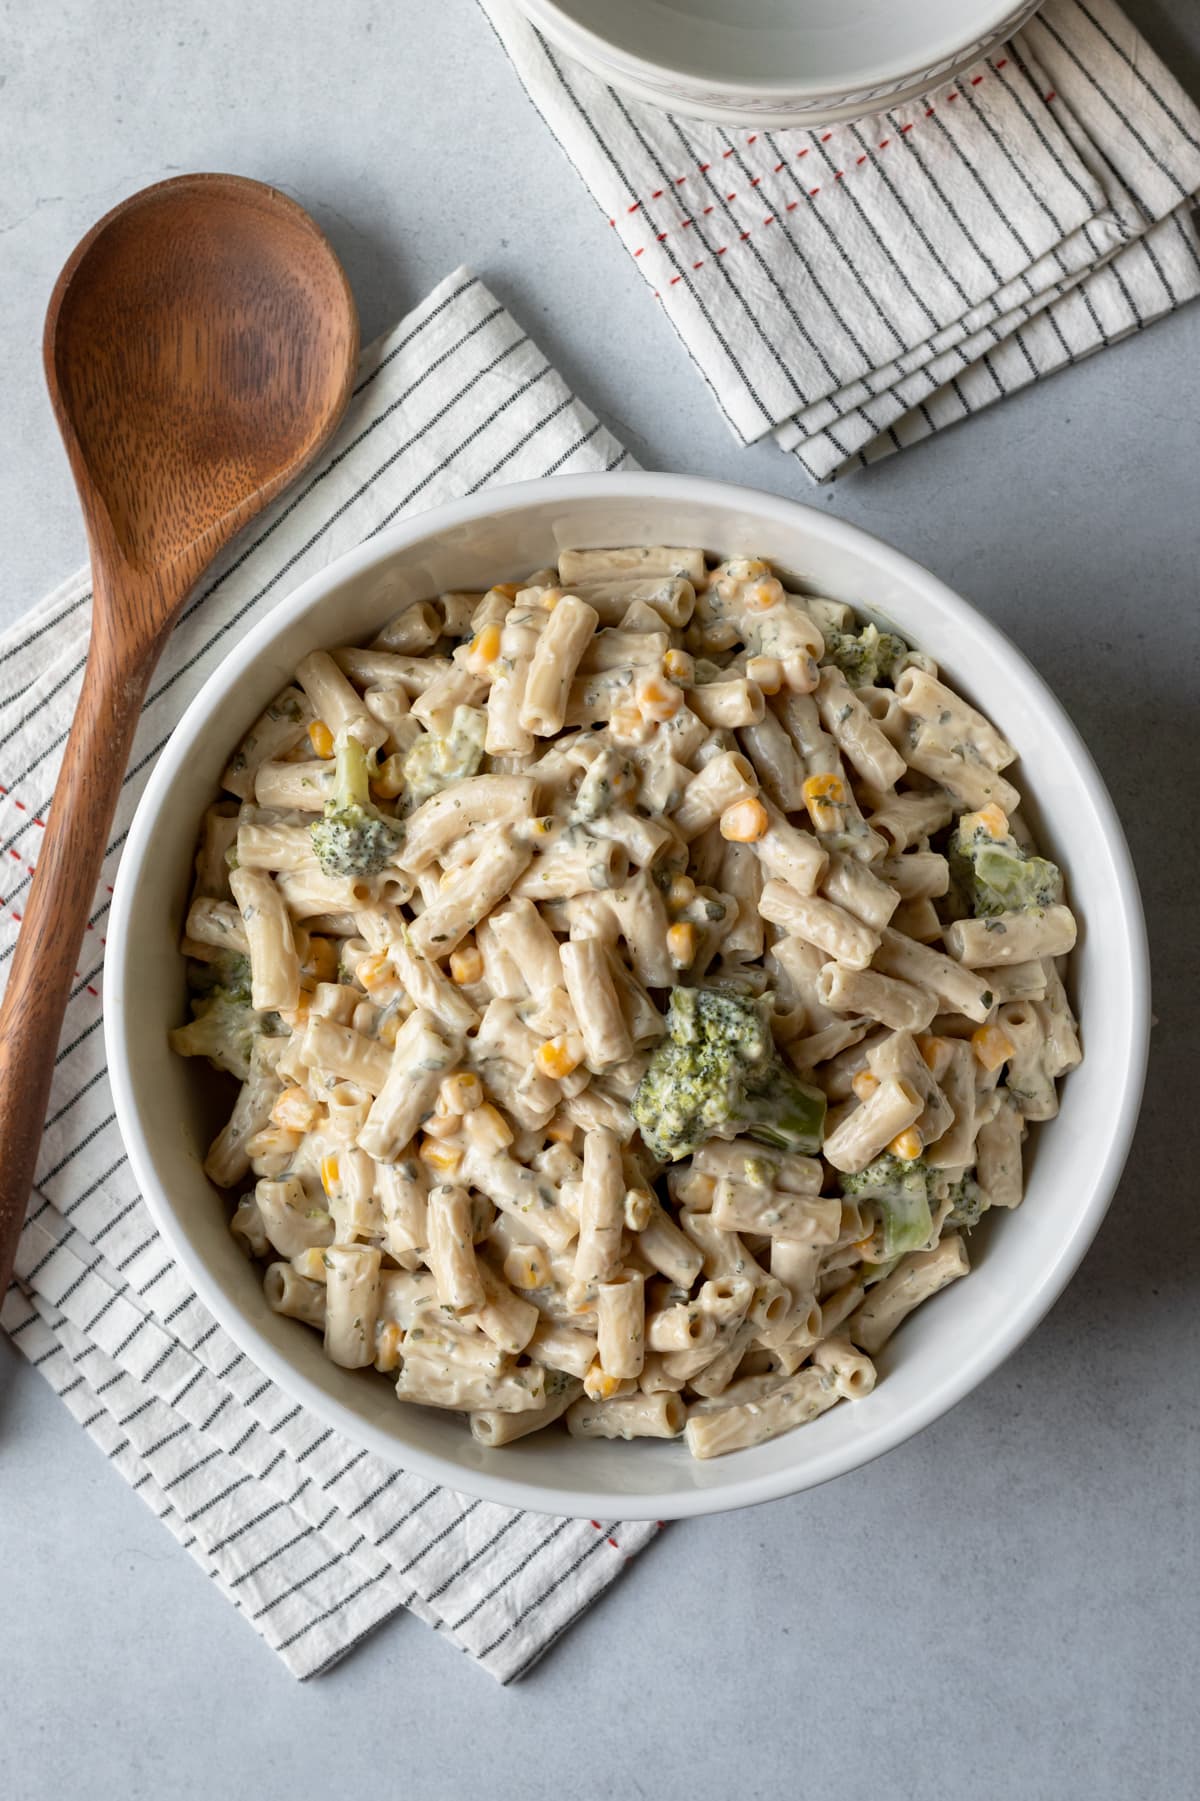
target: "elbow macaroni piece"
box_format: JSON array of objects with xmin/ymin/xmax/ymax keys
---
[{"xmin": 174, "ymin": 546, "xmax": 1081, "ymax": 1461}]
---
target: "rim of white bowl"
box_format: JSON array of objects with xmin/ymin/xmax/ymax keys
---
[
  {"xmin": 513, "ymin": 0, "xmax": 1030, "ymax": 103},
  {"xmin": 107, "ymin": 472, "xmax": 1150, "ymax": 1519}
]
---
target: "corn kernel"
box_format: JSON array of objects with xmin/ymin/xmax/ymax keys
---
[
  {"xmin": 535, "ymin": 1034, "xmax": 585, "ymax": 1080},
  {"xmin": 637, "ymin": 675, "xmax": 683, "ymax": 723},
  {"xmin": 737, "ymin": 558, "xmax": 768, "ymax": 579},
  {"xmin": 492, "ymin": 581, "xmax": 521, "ymax": 600},
  {"xmin": 308, "ymin": 719, "xmax": 334, "ymax": 758},
  {"xmin": 371, "ymin": 753, "xmax": 405, "ymax": 800},
  {"xmin": 320, "ymin": 1154, "xmax": 340, "ymax": 1196},
  {"xmin": 277, "ymin": 993, "xmax": 312, "ymax": 1030},
  {"xmin": 419, "ymin": 1136, "xmax": 463, "ymax": 1173},
  {"xmin": 468, "ymin": 621, "xmax": 502, "ymax": 665},
  {"xmin": 745, "ymin": 654, "xmax": 783, "ymax": 694},
  {"xmin": 663, "ymin": 648, "xmax": 694, "ymax": 683},
  {"xmin": 889, "ymin": 1128, "xmax": 923, "ymax": 1162},
  {"xmin": 802, "ymin": 771, "xmax": 847, "ymax": 833},
  {"xmin": 916, "ymin": 1033, "xmax": 956, "ymax": 1079},
  {"xmin": 450, "ymin": 942, "xmax": 483, "ymax": 984},
  {"xmin": 544, "ymin": 1113, "xmax": 577, "ymax": 1146},
  {"xmin": 720, "ymin": 796, "xmax": 769, "ymax": 843},
  {"xmin": 442, "ymin": 1071, "xmax": 484, "ymax": 1115},
  {"xmin": 374, "ymin": 1320, "xmax": 404, "ymax": 1372},
  {"xmin": 667, "ymin": 921, "xmax": 697, "ymax": 967},
  {"xmin": 584, "ymin": 1360, "xmax": 623, "ymax": 1401},
  {"xmin": 303, "ymin": 935, "xmax": 339, "ymax": 984},
  {"xmin": 377, "ymin": 1012, "xmax": 400, "ymax": 1049},
  {"xmin": 971, "ymin": 1022, "xmax": 1015, "ymax": 1072},
  {"xmin": 667, "ymin": 872, "xmax": 695, "ymax": 911},
  {"xmin": 271, "ymin": 1085, "xmax": 320, "ymax": 1133},
  {"xmin": 244, "ymin": 1124, "xmax": 302, "ymax": 1160},
  {"xmin": 292, "ymin": 1247, "xmax": 328, "ymax": 1282},
  {"xmin": 464, "ymin": 1101, "xmax": 515, "ymax": 1153},
  {"xmin": 623, "ymin": 1187, "xmax": 654, "ymax": 1232},
  {"xmin": 537, "ymin": 586, "xmax": 563, "ymax": 611},
  {"xmin": 969, "ymin": 803, "xmax": 1009, "ymax": 840},
  {"xmin": 743, "ymin": 576, "xmax": 783, "ymax": 612},
  {"xmin": 851, "ymin": 1070, "xmax": 880, "ymax": 1103},
  {"xmin": 356, "ymin": 951, "xmax": 393, "ymax": 994},
  {"xmin": 503, "ymin": 1245, "xmax": 552, "ymax": 1290},
  {"xmin": 610, "ymin": 704, "xmax": 652, "ymax": 744}
]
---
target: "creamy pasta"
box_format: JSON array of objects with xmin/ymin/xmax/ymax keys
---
[{"xmin": 172, "ymin": 548, "xmax": 1081, "ymax": 1459}]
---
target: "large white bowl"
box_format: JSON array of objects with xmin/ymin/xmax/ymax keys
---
[
  {"xmin": 511, "ymin": 0, "xmax": 1043, "ymax": 127},
  {"xmin": 107, "ymin": 474, "xmax": 1148, "ymax": 1520}
]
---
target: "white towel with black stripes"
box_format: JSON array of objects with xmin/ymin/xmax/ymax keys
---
[
  {"xmin": 480, "ymin": 0, "xmax": 1200, "ymax": 480},
  {"xmin": 0, "ymin": 268, "xmax": 659, "ymax": 1683}
]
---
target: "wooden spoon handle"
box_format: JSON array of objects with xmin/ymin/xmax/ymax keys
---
[{"xmin": 0, "ymin": 628, "xmax": 157, "ymax": 1295}]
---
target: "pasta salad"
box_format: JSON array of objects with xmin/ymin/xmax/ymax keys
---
[{"xmin": 172, "ymin": 546, "xmax": 1080, "ymax": 1459}]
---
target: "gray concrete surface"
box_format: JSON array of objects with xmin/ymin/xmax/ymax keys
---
[{"xmin": 1, "ymin": 2, "xmax": 1198, "ymax": 1797}]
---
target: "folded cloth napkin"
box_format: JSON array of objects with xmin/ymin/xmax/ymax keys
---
[
  {"xmin": 0, "ymin": 268, "xmax": 659, "ymax": 1683},
  {"xmin": 481, "ymin": 0, "xmax": 1200, "ymax": 479}
]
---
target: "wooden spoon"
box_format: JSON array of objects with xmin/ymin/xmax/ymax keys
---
[{"xmin": 0, "ymin": 173, "xmax": 359, "ymax": 1295}]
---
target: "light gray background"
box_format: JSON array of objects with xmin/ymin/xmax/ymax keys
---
[{"xmin": 1, "ymin": 2, "xmax": 1197, "ymax": 1797}]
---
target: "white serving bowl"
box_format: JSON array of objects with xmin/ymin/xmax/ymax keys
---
[
  {"xmin": 107, "ymin": 473, "xmax": 1148, "ymax": 1520},
  {"xmin": 511, "ymin": 0, "xmax": 1043, "ymax": 128}
]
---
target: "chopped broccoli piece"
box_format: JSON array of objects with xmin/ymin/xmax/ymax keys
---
[
  {"xmin": 309, "ymin": 732, "xmax": 403, "ymax": 877},
  {"xmin": 840, "ymin": 1153, "xmax": 932, "ymax": 1257},
  {"xmin": 170, "ymin": 978, "xmax": 263, "ymax": 1082},
  {"xmin": 631, "ymin": 987, "xmax": 826, "ymax": 1163},
  {"xmin": 946, "ymin": 1170, "xmax": 988, "ymax": 1230},
  {"xmin": 400, "ymin": 705, "xmax": 486, "ymax": 810},
  {"xmin": 820, "ymin": 622, "xmax": 910, "ymax": 689},
  {"xmin": 949, "ymin": 813, "xmax": 1062, "ymax": 918}
]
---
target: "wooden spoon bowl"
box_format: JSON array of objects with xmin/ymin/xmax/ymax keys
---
[{"xmin": 0, "ymin": 173, "xmax": 358, "ymax": 1297}]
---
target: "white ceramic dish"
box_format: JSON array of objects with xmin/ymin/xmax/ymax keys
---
[
  {"xmin": 107, "ymin": 473, "xmax": 1148, "ymax": 1520},
  {"xmin": 512, "ymin": 0, "xmax": 1043, "ymax": 128}
]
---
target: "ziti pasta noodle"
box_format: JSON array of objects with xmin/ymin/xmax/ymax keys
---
[{"xmin": 172, "ymin": 549, "xmax": 1081, "ymax": 1457}]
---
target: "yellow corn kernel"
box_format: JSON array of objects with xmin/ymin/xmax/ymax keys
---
[
  {"xmin": 720, "ymin": 796, "xmax": 769, "ymax": 843},
  {"xmin": 271, "ymin": 1085, "xmax": 320, "ymax": 1133},
  {"xmin": 743, "ymin": 576, "xmax": 784, "ymax": 612},
  {"xmin": 583, "ymin": 1360, "xmax": 624, "ymax": 1401},
  {"xmin": 968, "ymin": 803, "xmax": 1009, "ymax": 840},
  {"xmin": 503, "ymin": 1245, "xmax": 552, "ymax": 1290},
  {"xmin": 851, "ymin": 1070, "xmax": 880, "ymax": 1103},
  {"xmin": 320, "ymin": 1154, "xmax": 340, "ymax": 1196},
  {"xmin": 464, "ymin": 1102, "xmax": 514, "ymax": 1153},
  {"xmin": 738, "ymin": 558, "xmax": 768, "ymax": 579},
  {"xmin": 802, "ymin": 771, "xmax": 847, "ymax": 833},
  {"xmin": 374, "ymin": 1320, "xmax": 404, "ymax": 1372},
  {"xmin": 303, "ymin": 935, "xmax": 339, "ymax": 984},
  {"xmin": 667, "ymin": 872, "xmax": 695, "ymax": 912},
  {"xmin": 277, "ymin": 992, "xmax": 312, "ymax": 1030},
  {"xmin": 637, "ymin": 675, "xmax": 683, "ymax": 723},
  {"xmin": 308, "ymin": 719, "xmax": 335, "ymax": 759},
  {"xmin": 971, "ymin": 1022, "xmax": 1015, "ymax": 1072},
  {"xmin": 469, "ymin": 621, "xmax": 502, "ymax": 665},
  {"xmin": 492, "ymin": 581, "xmax": 522, "ymax": 600},
  {"xmin": 377, "ymin": 1012, "xmax": 401, "ymax": 1049},
  {"xmin": 623, "ymin": 1187, "xmax": 655, "ymax": 1232},
  {"xmin": 667, "ymin": 921, "xmax": 697, "ymax": 968},
  {"xmin": 244, "ymin": 1124, "xmax": 303, "ymax": 1161},
  {"xmin": 544, "ymin": 1113, "xmax": 577, "ymax": 1146},
  {"xmin": 889, "ymin": 1128, "xmax": 923, "ymax": 1162},
  {"xmin": 292, "ymin": 1247, "xmax": 328, "ymax": 1281},
  {"xmin": 915, "ymin": 1033, "xmax": 956, "ymax": 1079},
  {"xmin": 745, "ymin": 654, "xmax": 783, "ymax": 694},
  {"xmin": 419, "ymin": 1136, "xmax": 463, "ymax": 1173},
  {"xmin": 662, "ymin": 648, "xmax": 694, "ymax": 683},
  {"xmin": 441, "ymin": 1071, "xmax": 483, "ymax": 1115},
  {"xmin": 535, "ymin": 1034, "xmax": 585, "ymax": 1080},
  {"xmin": 371, "ymin": 753, "xmax": 405, "ymax": 800},
  {"xmin": 423, "ymin": 1107, "xmax": 462, "ymax": 1140},
  {"xmin": 610, "ymin": 704, "xmax": 651, "ymax": 744},
  {"xmin": 537, "ymin": 587, "xmax": 563, "ymax": 611},
  {"xmin": 356, "ymin": 951, "xmax": 393, "ymax": 994},
  {"xmin": 450, "ymin": 942, "xmax": 483, "ymax": 985}
]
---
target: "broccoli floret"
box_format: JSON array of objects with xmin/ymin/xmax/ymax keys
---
[
  {"xmin": 170, "ymin": 978, "xmax": 262, "ymax": 1082},
  {"xmin": 820, "ymin": 623, "xmax": 910, "ymax": 689},
  {"xmin": 309, "ymin": 731, "xmax": 403, "ymax": 877},
  {"xmin": 400, "ymin": 705, "xmax": 486, "ymax": 810},
  {"xmin": 946, "ymin": 1170, "xmax": 988, "ymax": 1230},
  {"xmin": 840, "ymin": 1153, "xmax": 932, "ymax": 1257},
  {"xmin": 631, "ymin": 987, "xmax": 826, "ymax": 1163},
  {"xmin": 948, "ymin": 812, "xmax": 1062, "ymax": 918}
]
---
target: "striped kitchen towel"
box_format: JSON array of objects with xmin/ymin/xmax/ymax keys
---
[
  {"xmin": 0, "ymin": 267, "xmax": 659, "ymax": 1682},
  {"xmin": 481, "ymin": 0, "xmax": 1200, "ymax": 479}
]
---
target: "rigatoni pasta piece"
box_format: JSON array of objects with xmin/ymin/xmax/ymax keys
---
[
  {"xmin": 684, "ymin": 1367, "xmax": 840, "ymax": 1459},
  {"xmin": 408, "ymin": 830, "xmax": 533, "ymax": 957},
  {"xmin": 573, "ymin": 1126, "xmax": 626, "ymax": 1287},
  {"xmin": 944, "ymin": 905, "xmax": 1077, "ymax": 968},
  {"xmin": 560, "ymin": 937, "xmax": 633, "ymax": 1069},
  {"xmin": 358, "ymin": 1011, "xmax": 459, "ymax": 1163},
  {"xmin": 595, "ymin": 1271, "xmax": 645, "ymax": 1379},
  {"xmin": 426, "ymin": 1183, "xmax": 485, "ymax": 1312},
  {"xmin": 567, "ymin": 1390, "xmax": 686, "ymax": 1440},
  {"xmin": 823, "ymin": 1076, "xmax": 923, "ymax": 1175},
  {"xmin": 849, "ymin": 1235, "xmax": 969, "ymax": 1354},
  {"xmin": 815, "ymin": 666, "xmax": 907, "ymax": 790},
  {"xmin": 815, "ymin": 963, "xmax": 937, "ymax": 1033},
  {"xmin": 322, "ymin": 1245, "xmax": 382, "ymax": 1368},
  {"xmin": 228, "ymin": 867, "xmax": 301, "ymax": 1013},
  {"xmin": 264, "ymin": 1262, "xmax": 327, "ymax": 1330},
  {"xmin": 758, "ymin": 880, "xmax": 880, "ymax": 971},
  {"xmin": 519, "ymin": 594, "xmax": 600, "ymax": 735}
]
